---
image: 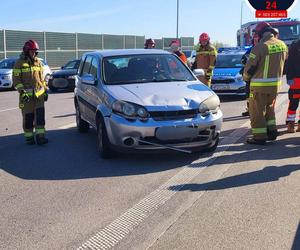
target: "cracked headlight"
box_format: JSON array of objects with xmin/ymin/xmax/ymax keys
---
[
  {"xmin": 199, "ymin": 94, "xmax": 220, "ymax": 115},
  {"xmin": 112, "ymin": 100, "xmax": 149, "ymax": 120}
]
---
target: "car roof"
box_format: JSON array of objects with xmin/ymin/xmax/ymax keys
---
[
  {"xmin": 218, "ymin": 51, "xmax": 245, "ymax": 56},
  {"xmin": 84, "ymin": 49, "xmax": 171, "ymax": 58}
]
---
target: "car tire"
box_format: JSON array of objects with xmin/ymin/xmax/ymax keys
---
[
  {"xmin": 75, "ymin": 103, "xmax": 89, "ymax": 133},
  {"xmin": 49, "ymin": 86, "xmax": 58, "ymax": 93},
  {"xmin": 97, "ymin": 116, "xmax": 112, "ymax": 159},
  {"xmin": 205, "ymin": 136, "xmax": 219, "ymax": 153}
]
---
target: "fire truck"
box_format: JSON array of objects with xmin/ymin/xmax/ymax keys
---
[{"xmin": 237, "ymin": 18, "xmax": 300, "ymax": 46}]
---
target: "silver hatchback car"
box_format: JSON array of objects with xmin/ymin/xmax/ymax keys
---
[{"xmin": 74, "ymin": 49, "xmax": 223, "ymax": 158}]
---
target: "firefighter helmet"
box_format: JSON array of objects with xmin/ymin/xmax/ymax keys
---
[
  {"xmin": 144, "ymin": 38, "xmax": 155, "ymax": 49},
  {"xmin": 23, "ymin": 40, "xmax": 39, "ymax": 53},
  {"xmin": 199, "ymin": 33, "xmax": 210, "ymax": 43},
  {"xmin": 253, "ymin": 22, "xmax": 272, "ymax": 37}
]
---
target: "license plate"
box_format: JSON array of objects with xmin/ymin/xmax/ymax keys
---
[
  {"xmin": 212, "ymin": 84, "xmax": 230, "ymax": 91},
  {"xmin": 156, "ymin": 126, "xmax": 199, "ymax": 141}
]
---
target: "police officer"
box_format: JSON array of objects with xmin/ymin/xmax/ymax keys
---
[
  {"xmin": 285, "ymin": 38, "xmax": 300, "ymax": 133},
  {"xmin": 243, "ymin": 22, "xmax": 287, "ymax": 145},
  {"xmin": 13, "ymin": 40, "xmax": 49, "ymax": 145},
  {"xmin": 192, "ymin": 33, "xmax": 217, "ymax": 87}
]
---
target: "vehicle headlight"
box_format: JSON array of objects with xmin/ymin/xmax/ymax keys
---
[
  {"xmin": 67, "ymin": 75, "xmax": 76, "ymax": 79},
  {"xmin": 235, "ymin": 73, "xmax": 243, "ymax": 82},
  {"xmin": 112, "ymin": 100, "xmax": 149, "ymax": 120},
  {"xmin": 199, "ymin": 94, "xmax": 220, "ymax": 115}
]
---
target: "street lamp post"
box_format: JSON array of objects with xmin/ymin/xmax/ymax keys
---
[
  {"xmin": 176, "ymin": 0, "xmax": 179, "ymax": 39},
  {"xmin": 240, "ymin": 0, "xmax": 245, "ymax": 28}
]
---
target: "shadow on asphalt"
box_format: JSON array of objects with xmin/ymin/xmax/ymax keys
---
[
  {"xmin": 292, "ymin": 222, "xmax": 300, "ymax": 250},
  {"xmin": 0, "ymin": 128, "xmax": 201, "ymax": 180},
  {"xmin": 169, "ymin": 164, "xmax": 300, "ymax": 192}
]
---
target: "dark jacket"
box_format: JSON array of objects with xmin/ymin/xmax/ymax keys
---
[{"xmin": 286, "ymin": 39, "xmax": 300, "ymax": 80}]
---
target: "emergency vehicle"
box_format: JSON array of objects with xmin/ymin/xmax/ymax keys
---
[{"xmin": 237, "ymin": 18, "xmax": 300, "ymax": 46}]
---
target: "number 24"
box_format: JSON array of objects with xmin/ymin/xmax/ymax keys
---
[{"xmin": 266, "ymin": 1, "xmax": 277, "ymax": 10}]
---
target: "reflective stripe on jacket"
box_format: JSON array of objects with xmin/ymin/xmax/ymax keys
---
[
  {"xmin": 13, "ymin": 54, "xmax": 46, "ymax": 94},
  {"xmin": 243, "ymin": 32, "xmax": 287, "ymax": 90},
  {"xmin": 193, "ymin": 44, "xmax": 217, "ymax": 76}
]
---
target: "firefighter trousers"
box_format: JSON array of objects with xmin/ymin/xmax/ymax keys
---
[
  {"xmin": 20, "ymin": 95, "xmax": 46, "ymax": 139},
  {"xmin": 249, "ymin": 90, "xmax": 277, "ymax": 140}
]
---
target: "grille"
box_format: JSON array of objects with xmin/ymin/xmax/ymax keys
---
[
  {"xmin": 149, "ymin": 109, "xmax": 198, "ymax": 121},
  {"xmin": 212, "ymin": 79, "xmax": 235, "ymax": 84}
]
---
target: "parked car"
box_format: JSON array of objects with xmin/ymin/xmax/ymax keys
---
[
  {"xmin": 211, "ymin": 47, "xmax": 247, "ymax": 97},
  {"xmin": 183, "ymin": 49, "xmax": 196, "ymax": 67},
  {"xmin": 0, "ymin": 57, "xmax": 52, "ymax": 90},
  {"xmin": 74, "ymin": 49, "xmax": 223, "ymax": 158},
  {"xmin": 48, "ymin": 59, "xmax": 80, "ymax": 92}
]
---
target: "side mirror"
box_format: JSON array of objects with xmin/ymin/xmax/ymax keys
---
[
  {"xmin": 193, "ymin": 69, "xmax": 205, "ymax": 77},
  {"xmin": 82, "ymin": 74, "xmax": 97, "ymax": 85},
  {"xmin": 61, "ymin": 66, "xmax": 64, "ymax": 70}
]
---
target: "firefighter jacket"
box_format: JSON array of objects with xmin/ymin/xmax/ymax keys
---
[
  {"xmin": 193, "ymin": 43, "xmax": 217, "ymax": 78},
  {"xmin": 243, "ymin": 32, "xmax": 287, "ymax": 92},
  {"xmin": 285, "ymin": 39, "xmax": 300, "ymax": 81},
  {"xmin": 13, "ymin": 53, "xmax": 47, "ymax": 98},
  {"xmin": 174, "ymin": 51, "xmax": 187, "ymax": 64}
]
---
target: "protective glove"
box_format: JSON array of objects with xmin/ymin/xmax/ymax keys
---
[
  {"xmin": 205, "ymin": 75, "xmax": 211, "ymax": 80},
  {"xmin": 21, "ymin": 91, "xmax": 31, "ymax": 103},
  {"xmin": 287, "ymin": 79, "xmax": 294, "ymax": 86}
]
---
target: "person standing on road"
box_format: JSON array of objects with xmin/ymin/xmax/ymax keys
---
[
  {"xmin": 285, "ymin": 39, "xmax": 300, "ymax": 133},
  {"xmin": 192, "ymin": 33, "xmax": 217, "ymax": 87},
  {"xmin": 144, "ymin": 38, "xmax": 156, "ymax": 49},
  {"xmin": 169, "ymin": 40, "xmax": 187, "ymax": 64},
  {"xmin": 13, "ymin": 40, "xmax": 49, "ymax": 145},
  {"xmin": 243, "ymin": 22, "xmax": 287, "ymax": 145}
]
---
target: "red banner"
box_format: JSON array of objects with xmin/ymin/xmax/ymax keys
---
[{"xmin": 255, "ymin": 10, "xmax": 287, "ymax": 18}]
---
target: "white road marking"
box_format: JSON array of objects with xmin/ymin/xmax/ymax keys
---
[
  {"xmin": 0, "ymin": 107, "xmax": 18, "ymax": 113},
  {"xmin": 58, "ymin": 122, "xmax": 76, "ymax": 129},
  {"xmin": 76, "ymin": 90, "xmax": 288, "ymax": 250}
]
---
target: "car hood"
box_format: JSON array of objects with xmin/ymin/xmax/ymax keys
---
[
  {"xmin": 0, "ymin": 69, "xmax": 12, "ymax": 74},
  {"xmin": 213, "ymin": 68, "xmax": 241, "ymax": 78},
  {"xmin": 52, "ymin": 69, "xmax": 77, "ymax": 76},
  {"xmin": 106, "ymin": 81, "xmax": 213, "ymax": 109}
]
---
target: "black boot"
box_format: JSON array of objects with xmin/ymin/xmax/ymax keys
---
[
  {"xmin": 242, "ymin": 110, "xmax": 249, "ymax": 116},
  {"xmin": 267, "ymin": 130, "xmax": 279, "ymax": 141},
  {"xmin": 246, "ymin": 138, "xmax": 266, "ymax": 145},
  {"xmin": 26, "ymin": 136, "xmax": 35, "ymax": 145},
  {"xmin": 36, "ymin": 134, "xmax": 49, "ymax": 145}
]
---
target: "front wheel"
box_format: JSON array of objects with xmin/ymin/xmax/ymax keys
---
[
  {"xmin": 205, "ymin": 136, "xmax": 219, "ymax": 153},
  {"xmin": 97, "ymin": 116, "xmax": 113, "ymax": 159}
]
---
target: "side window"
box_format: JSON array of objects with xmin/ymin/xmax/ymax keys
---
[
  {"xmin": 81, "ymin": 56, "xmax": 93, "ymax": 76},
  {"xmin": 90, "ymin": 57, "xmax": 98, "ymax": 78}
]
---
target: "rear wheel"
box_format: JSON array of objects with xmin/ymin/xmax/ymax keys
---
[
  {"xmin": 75, "ymin": 103, "xmax": 89, "ymax": 133},
  {"xmin": 97, "ymin": 116, "xmax": 112, "ymax": 159}
]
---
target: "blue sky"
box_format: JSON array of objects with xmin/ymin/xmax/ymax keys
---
[{"xmin": 1, "ymin": 0, "xmax": 300, "ymax": 45}]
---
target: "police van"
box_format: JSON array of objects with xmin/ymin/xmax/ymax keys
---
[{"xmin": 211, "ymin": 47, "xmax": 249, "ymax": 97}]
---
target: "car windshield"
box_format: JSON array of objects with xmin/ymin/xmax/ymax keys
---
[
  {"xmin": 215, "ymin": 54, "xmax": 243, "ymax": 68},
  {"xmin": 274, "ymin": 24, "xmax": 300, "ymax": 40},
  {"xmin": 0, "ymin": 59, "xmax": 16, "ymax": 69},
  {"xmin": 64, "ymin": 60, "xmax": 80, "ymax": 69},
  {"xmin": 103, "ymin": 54, "xmax": 196, "ymax": 85}
]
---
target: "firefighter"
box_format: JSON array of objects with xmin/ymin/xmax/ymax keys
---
[
  {"xmin": 169, "ymin": 40, "xmax": 187, "ymax": 64},
  {"xmin": 13, "ymin": 40, "xmax": 49, "ymax": 145},
  {"xmin": 243, "ymin": 22, "xmax": 288, "ymax": 145},
  {"xmin": 144, "ymin": 38, "xmax": 156, "ymax": 49},
  {"xmin": 192, "ymin": 33, "xmax": 217, "ymax": 87},
  {"xmin": 285, "ymin": 38, "xmax": 300, "ymax": 133}
]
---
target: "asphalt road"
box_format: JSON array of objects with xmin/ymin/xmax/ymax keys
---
[{"xmin": 0, "ymin": 86, "xmax": 299, "ymax": 250}]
